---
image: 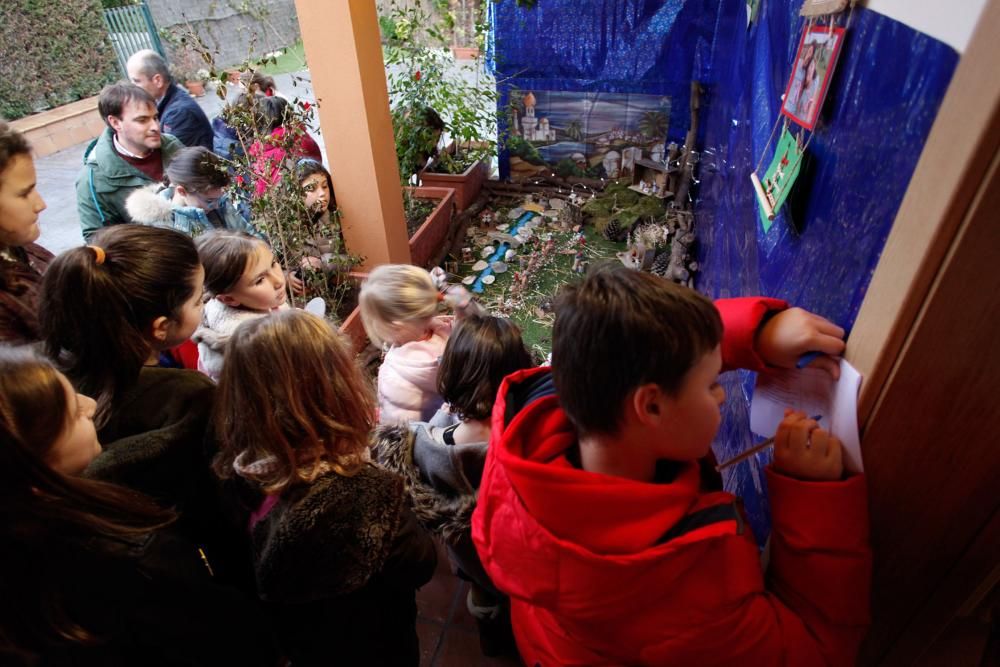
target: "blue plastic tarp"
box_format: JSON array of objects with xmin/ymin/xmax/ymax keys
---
[{"xmin": 493, "ymin": 0, "xmax": 958, "ymax": 537}]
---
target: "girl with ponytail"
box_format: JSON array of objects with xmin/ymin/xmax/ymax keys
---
[{"xmin": 38, "ymin": 226, "xmax": 253, "ymax": 591}]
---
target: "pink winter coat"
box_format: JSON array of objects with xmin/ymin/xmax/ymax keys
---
[{"xmin": 377, "ymin": 316, "xmax": 453, "ymax": 425}]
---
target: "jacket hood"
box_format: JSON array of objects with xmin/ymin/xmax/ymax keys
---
[
  {"xmin": 125, "ymin": 184, "xmax": 174, "ymax": 225},
  {"xmin": 375, "ymin": 422, "xmax": 480, "ymax": 544},
  {"xmin": 473, "ymin": 368, "xmax": 750, "ymax": 623}
]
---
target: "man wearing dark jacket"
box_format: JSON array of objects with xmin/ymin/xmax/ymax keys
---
[{"xmin": 127, "ymin": 49, "xmax": 213, "ymax": 151}]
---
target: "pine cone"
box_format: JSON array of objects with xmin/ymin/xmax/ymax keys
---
[
  {"xmin": 603, "ymin": 218, "xmax": 627, "ymax": 242},
  {"xmin": 650, "ymin": 252, "xmax": 671, "ymax": 277}
]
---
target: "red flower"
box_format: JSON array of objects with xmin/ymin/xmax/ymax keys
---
[
  {"xmin": 235, "ymin": 175, "xmax": 246, "ymax": 186},
  {"xmin": 414, "ymin": 70, "xmax": 422, "ymax": 81},
  {"xmin": 301, "ymin": 101, "xmax": 311, "ymax": 111}
]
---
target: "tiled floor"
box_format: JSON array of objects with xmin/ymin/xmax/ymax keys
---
[{"xmin": 415, "ymin": 541, "xmax": 522, "ymax": 667}]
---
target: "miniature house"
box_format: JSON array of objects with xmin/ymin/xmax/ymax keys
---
[{"xmin": 629, "ymin": 158, "xmax": 673, "ymax": 199}]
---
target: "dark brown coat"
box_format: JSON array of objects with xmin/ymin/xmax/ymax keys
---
[{"xmin": 0, "ymin": 242, "xmax": 53, "ymax": 344}]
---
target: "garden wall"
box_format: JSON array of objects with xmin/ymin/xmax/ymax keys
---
[
  {"xmin": 147, "ymin": 0, "xmax": 301, "ymax": 70},
  {"xmin": 0, "ymin": 0, "xmax": 118, "ymax": 120}
]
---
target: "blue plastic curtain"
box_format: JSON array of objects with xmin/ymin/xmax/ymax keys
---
[{"xmin": 494, "ymin": 0, "xmax": 958, "ymax": 536}]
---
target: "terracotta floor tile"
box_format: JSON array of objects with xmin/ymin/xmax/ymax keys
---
[
  {"xmin": 416, "ymin": 567, "xmax": 461, "ymax": 623},
  {"xmin": 417, "ymin": 619, "xmax": 444, "ymax": 667}
]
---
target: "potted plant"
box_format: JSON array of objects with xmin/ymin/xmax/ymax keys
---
[{"xmin": 382, "ymin": 0, "xmax": 498, "ymax": 211}]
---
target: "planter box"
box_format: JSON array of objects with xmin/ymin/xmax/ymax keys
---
[
  {"xmin": 338, "ymin": 271, "xmax": 369, "ymax": 354},
  {"xmin": 419, "ymin": 143, "xmax": 489, "ymax": 212},
  {"xmin": 451, "ymin": 46, "xmax": 480, "ymax": 60},
  {"xmin": 407, "ymin": 186, "xmax": 456, "ymax": 269}
]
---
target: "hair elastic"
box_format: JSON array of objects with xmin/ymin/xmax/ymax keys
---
[{"xmin": 86, "ymin": 245, "xmax": 106, "ymax": 265}]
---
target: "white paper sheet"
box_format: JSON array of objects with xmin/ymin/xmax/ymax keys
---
[{"xmin": 749, "ymin": 358, "xmax": 864, "ymax": 473}]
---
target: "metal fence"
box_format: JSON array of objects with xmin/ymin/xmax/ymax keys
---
[{"xmin": 103, "ymin": 1, "xmax": 165, "ymax": 77}]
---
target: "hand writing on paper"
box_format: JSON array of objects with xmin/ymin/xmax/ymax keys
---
[
  {"xmin": 756, "ymin": 307, "xmax": 846, "ymax": 379},
  {"xmin": 773, "ymin": 409, "xmax": 843, "ymax": 481}
]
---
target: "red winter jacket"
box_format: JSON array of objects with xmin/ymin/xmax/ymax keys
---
[{"xmin": 472, "ymin": 297, "xmax": 871, "ymax": 666}]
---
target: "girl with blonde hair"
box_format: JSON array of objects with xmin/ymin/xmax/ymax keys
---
[
  {"xmin": 359, "ymin": 263, "xmax": 453, "ymax": 424},
  {"xmin": 213, "ymin": 309, "xmax": 436, "ymax": 666}
]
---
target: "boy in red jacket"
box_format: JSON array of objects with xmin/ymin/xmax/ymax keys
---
[{"xmin": 472, "ymin": 266, "xmax": 870, "ymax": 666}]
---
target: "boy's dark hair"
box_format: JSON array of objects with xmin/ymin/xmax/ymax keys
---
[
  {"xmin": 196, "ymin": 230, "xmax": 263, "ymax": 296},
  {"xmin": 97, "ymin": 83, "xmax": 156, "ymax": 127},
  {"xmin": 552, "ymin": 265, "xmax": 722, "ymax": 435},
  {"xmin": 39, "ymin": 225, "xmax": 201, "ymax": 427},
  {"xmin": 438, "ymin": 315, "xmax": 534, "ymax": 422},
  {"xmin": 166, "ymin": 146, "xmax": 230, "ymax": 193}
]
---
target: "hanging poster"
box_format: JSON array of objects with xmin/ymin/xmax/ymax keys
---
[
  {"xmin": 757, "ymin": 126, "xmax": 804, "ymax": 232},
  {"xmin": 780, "ymin": 25, "xmax": 845, "ymax": 130}
]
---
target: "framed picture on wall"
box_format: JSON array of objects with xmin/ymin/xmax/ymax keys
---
[{"xmin": 781, "ymin": 25, "xmax": 846, "ymax": 130}]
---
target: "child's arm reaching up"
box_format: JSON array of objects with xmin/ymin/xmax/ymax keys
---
[
  {"xmin": 756, "ymin": 307, "xmax": 847, "ymax": 379},
  {"xmin": 715, "ymin": 298, "xmax": 845, "ymax": 378}
]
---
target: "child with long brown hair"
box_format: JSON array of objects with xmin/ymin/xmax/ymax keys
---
[
  {"xmin": 0, "ymin": 121, "xmax": 52, "ymax": 344},
  {"xmin": 0, "ymin": 346, "xmax": 278, "ymax": 666},
  {"xmin": 213, "ymin": 310, "xmax": 436, "ymax": 666},
  {"xmin": 39, "ymin": 225, "xmax": 253, "ymax": 590}
]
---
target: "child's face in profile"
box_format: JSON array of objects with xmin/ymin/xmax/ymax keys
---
[
  {"xmin": 221, "ymin": 244, "xmax": 288, "ymax": 312},
  {"xmin": 46, "ymin": 373, "xmax": 102, "ymax": 475},
  {"xmin": 660, "ymin": 345, "xmax": 726, "ymax": 460}
]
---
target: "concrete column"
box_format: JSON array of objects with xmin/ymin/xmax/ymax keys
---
[{"xmin": 293, "ymin": 0, "xmax": 410, "ymax": 267}]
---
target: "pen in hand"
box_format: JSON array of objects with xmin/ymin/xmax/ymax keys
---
[{"xmin": 715, "ymin": 414, "xmax": 823, "ymax": 472}]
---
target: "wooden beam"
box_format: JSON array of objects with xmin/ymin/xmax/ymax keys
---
[{"xmin": 293, "ymin": 0, "xmax": 410, "ymax": 268}]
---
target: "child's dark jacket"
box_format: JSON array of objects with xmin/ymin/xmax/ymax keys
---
[
  {"xmin": 472, "ymin": 297, "xmax": 872, "ymax": 666},
  {"xmin": 250, "ymin": 463, "xmax": 437, "ymax": 666}
]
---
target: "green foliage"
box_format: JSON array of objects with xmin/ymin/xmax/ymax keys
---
[
  {"xmin": 554, "ymin": 157, "xmax": 582, "ymax": 178},
  {"xmin": 381, "ymin": 0, "xmax": 499, "ymax": 183},
  {"xmin": 172, "ymin": 31, "xmax": 360, "ymax": 319},
  {"xmin": 0, "ymin": 0, "xmax": 118, "ymax": 120},
  {"xmin": 582, "ymin": 182, "xmax": 666, "ymax": 237}
]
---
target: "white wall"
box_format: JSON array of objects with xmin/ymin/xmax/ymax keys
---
[{"xmin": 865, "ymin": 0, "xmax": 987, "ymax": 53}]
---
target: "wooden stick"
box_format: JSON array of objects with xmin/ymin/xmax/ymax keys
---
[
  {"xmin": 715, "ymin": 435, "xmax": 778, "ymax": 471},
  {"xmin": 716, "ymin": 414, "xmax": 823, "ymax": 471}
]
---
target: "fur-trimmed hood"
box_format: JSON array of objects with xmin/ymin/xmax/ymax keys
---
[
  {"xmin": 124, "ymin": 184, "xmax": 263, "ymax": 239},
  {"xmin": 374, "ymin": 421, "xmax": 485, "ymax": 545},
  {"xmin": 124, "ymin": 184, "xmax": 175, "ymax": 226}
]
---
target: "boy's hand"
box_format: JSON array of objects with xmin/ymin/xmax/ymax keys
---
[
  {"xmin": 773, "ymin": 410, "xmax": 843, "ymax": 481},
  {"xmin": 756, "ymin": 307, "xmax": 846, "ymax": 379}
]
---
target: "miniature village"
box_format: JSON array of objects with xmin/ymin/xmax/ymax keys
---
[
  {"xmin": 425, "ymin": 82, "xmax": 704, "ymax": 358},
  {"xmin": 435, "ymin": 138, "xmax": 700, "ymax": 358}
]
